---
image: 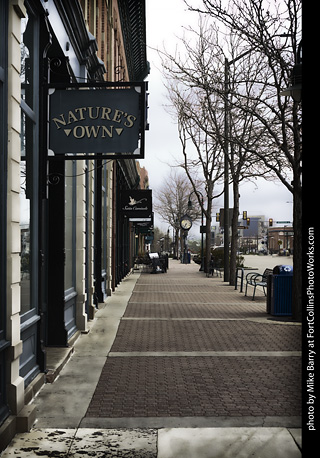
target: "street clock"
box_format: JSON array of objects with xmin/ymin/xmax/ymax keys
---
[{"xmin": 180, "ymin": 215, "xmax": 192, "ymax": 231}]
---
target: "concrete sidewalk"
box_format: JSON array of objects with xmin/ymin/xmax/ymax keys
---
[{"xmin": 1, "ymin": 260, "xmax": 302, "ymax": 457}]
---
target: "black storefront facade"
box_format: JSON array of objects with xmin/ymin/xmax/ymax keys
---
[{"xmin": 0, "ymin": 0, "xmax": 148, "ymax": 449}]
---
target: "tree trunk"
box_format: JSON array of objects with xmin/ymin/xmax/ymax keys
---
[
  {"xmin": 292, "ymin": 175, "xmax": 302, "ymax": 321},
  {"xmin": 205, "ymin": 222, "xmax": 211, "ymax": 276},
  {"xmin": 230, "ymin": 182, "xmax": 240, "ymax": 286},
  {"xmin": 204, "ymin": 199, "xmax": 213, "ymax": 276}
]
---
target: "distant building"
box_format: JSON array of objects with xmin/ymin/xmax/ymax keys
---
[
  {"xmin": 238, "ymin": 216, "xmax": 267, "ymax": 253},
  {"xmin": 136, "ymin": 161, "xmax": 150, "ymax": 189},
  {"xmin": 237, "ymin": 216, "xmax": 293, "ymax": 254},
  {"xmin": 268, "ymin": 226, "xmax": 294, "ymax": 254}
]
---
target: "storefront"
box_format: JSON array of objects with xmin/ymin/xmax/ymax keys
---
[
  {"xmin": 0, "ymin": 0, "xmax": 9, "ymax": 427},
  {"xmin": 1, "ymin": 0, "xmax": 149, "ymax": 449}
]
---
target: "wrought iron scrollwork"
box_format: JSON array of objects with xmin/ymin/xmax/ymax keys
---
[{"xmin": 47, "ymin": 173, "xmax": 61, "ymax": 186}]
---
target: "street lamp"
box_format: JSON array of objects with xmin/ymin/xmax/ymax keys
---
[
  {"xmin": 188, "ymin": 191, "xmax": 204, "ymax": 271},
  {"xmin": 224, "ymin": 51, "xmax": 252, "ymax": 282},
  {"xmin": 280, "ymin": 40, "xmax": 302, "ymax": 103},
  {"xmin": 174, "ymin": 217, "xmax": 179, "ymax": 259}
]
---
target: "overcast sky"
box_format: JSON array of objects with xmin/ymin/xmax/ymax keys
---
[{"xmin": 141, "ymin": 0, "xmax": 294, "ymax": 235}]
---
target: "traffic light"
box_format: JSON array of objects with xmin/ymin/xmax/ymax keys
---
[
  {"xmin": 269, "ymin": 218, "xmax": 273, "ymax": 227},
  {"xmin": 247, "ymin": 218, "xmax": 250, "ymax": 226},
  {"xmin": 216, "ymin": 213, "xmax": 220, "ymax": 222},
  {"xmin": 243, "ymin": 211, "xmax": 247, "ymax": 220}
]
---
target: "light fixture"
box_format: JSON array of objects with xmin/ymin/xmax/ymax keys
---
[{"xmin": 280, "ymin": 41, "xmax": 302, "ymax": 103}]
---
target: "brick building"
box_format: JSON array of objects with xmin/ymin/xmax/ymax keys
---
[{"xmin": 0, "ymin": 0, "xmax": 149, "ymax": 449}]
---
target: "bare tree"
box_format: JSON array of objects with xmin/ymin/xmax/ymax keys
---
[
  {"xmin": 176, "ymin": 98, "xmax": 224, "ymax": 274},
  {"xmin": 225, "ymin": 52, "xmax": 276, "ymax": 284},
  {"xmin": 185, "ymin": 0, "xmax": 302, "ymax": 319},
  {"xmin": 160, "ymin": 18, "xmax": 273, "ymax": 278},
  {"xmin": 154, "ymin": 171, "xmax": 201, "ymax": 258}
]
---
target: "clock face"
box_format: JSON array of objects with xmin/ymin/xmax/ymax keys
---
[{"xmin": 181, "ymin": 218, "xmax": 192, "ymax": 230}]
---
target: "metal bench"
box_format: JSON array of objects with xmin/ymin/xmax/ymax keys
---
[
  {"xmin": 235, "ymin": 267, "xmax": 259, "ymax": 292},
  {"xmin": 235, "ymin": 267, "xmax": 245, "ymax": 292},
  {"xmin": 245, "ymin": 268, "xmax": 273, "ymax": 300}
]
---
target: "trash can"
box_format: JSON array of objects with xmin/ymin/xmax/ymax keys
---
[
  {"xmin": 159, "ymin": 254, "xmax": 168, "ymax": 273},
  {"xmin": 266, "ymin": 274, "xmax": 272, "ymax": 313},
  {"xmin": 268, "ymin": 265, "xmax": 293, "ymax": 316}
]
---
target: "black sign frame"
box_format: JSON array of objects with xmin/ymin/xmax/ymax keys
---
[
  {"xmin": 46, "ymin": 81, "xmax": 148, "ymax": 160},
  {"xmin": 121, "ymin": 189, "xmax": 152, "ymax": 218}
]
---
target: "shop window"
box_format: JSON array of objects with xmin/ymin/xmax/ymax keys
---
[
  {"xmin": 20, "ymin": 12, "xmax": 39, "ymax": 316},
  {"xmin": 102, "ymin": 163, "xmax": 107, "ymax": 271},
  {"xmin": 0, "ymin": 0, "xmax": 9, "ymax": 424},
  {"xmin": 0, "ymin": 1, "xmax": 8, "ymax": 340},
  {"xmin": 19, "ymin": 3, "xmax": 40, "ymax": 386},
  {"xmin": 64, "ymin": 161, "xmax": 76, "ymax": 292},
  {"xmin": 20, "ymin": 112, "xmax": 31, "ymax": 314}
]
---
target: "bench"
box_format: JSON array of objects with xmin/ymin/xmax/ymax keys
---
[
  {"xmin": 235, "ymin": 268, "xmax": 245, "ymax": 292},
  {"xmin": 245, "ymin": 268, "xmax": 273, "ymax": 300},
  {"xmin": 235, "ymin": 267, "xmax": 259, "ymax": 292}
]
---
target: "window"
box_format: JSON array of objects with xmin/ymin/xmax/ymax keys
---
[
  {"xmin": 19, "ymin": 3, "xmax": 40, "ymax": 386},
  {"xmin": 64, "ymin": 161, "xmax": 76, "ymax": 292},
  {"xmin": 101, "ymin": 163, "xmax": 108, "ymax": 271},
  {"xmin": 0, "ymin": 0, "xmax": 9, "ymax": 424},
  {"xmin": 0, "ymin": 0, "xmax": 8, "ymax": 340},
  {"xmin": 20, "ymin": 11, "xmax": 39, "ymax": 316}
]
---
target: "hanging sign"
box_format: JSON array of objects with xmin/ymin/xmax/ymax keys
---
[
  {"xmin": 47, "ymin": 82, "xmax": 147, "ymax": 159},
  {"xmin": 121, "ymin": 189, "xmax": 152, "ymax": 218},
  {"xmin": 134, "ymin": 213, "xmax": 154, "ymax": 229}
]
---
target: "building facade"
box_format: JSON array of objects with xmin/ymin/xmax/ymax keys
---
[
  {"xmin": 0, "ymin": 0, "xmax": 149, "ymax": 449},
  {"xmin": 237, "ymin": 216, "xmax": 293, "ymax": 255},
  {"xmin": 268, "ymin": 226, "xmax": 294, "ymax": 255},
  {"xmin": 239, "ymin": 216, "xmax": 267, "ymax": 253}
]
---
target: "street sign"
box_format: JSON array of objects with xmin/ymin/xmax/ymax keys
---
[{"xmin": 276, "ymin": 221, "xmax": 291, "ymax": 224}]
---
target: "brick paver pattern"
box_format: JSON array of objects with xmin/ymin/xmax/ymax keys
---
[
  {"xmin": 86, "ymin": 261, "xmax": 301, "ymax": 419},
  {"xmin": 86, "ymin": 356, "xmax": 301, "ymax": 418},
  {"xmin": 112, "ymin": 320, "xmax": 300, "ymax": 352}
]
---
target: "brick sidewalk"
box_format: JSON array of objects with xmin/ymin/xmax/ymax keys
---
[{"xmin": 85, "ymin": 260, "xmax": 301, "ymax": 422}]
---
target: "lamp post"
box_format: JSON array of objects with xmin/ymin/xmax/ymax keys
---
[
  {"xmin": 174, "ymin": 217, "xmax": 179, "ymax": 259},
  {"xmin": 180, "ymin": 214, "xmax": 192, "ymax": 263},
  {"xmin": 188, "ymin": 191, "xmax": 204, "ymax": 271},
  {"xmin": 166, "ymin": 227, "xmax": 170, "ymax": 252},
  {"xmin": 224, "ymin": 48, "xmax": 257, "ymax": 282},
  {"xmin": 224, "ymin": 58, "xmax": 230, "ymax": 282},
  {"xmin": 280, "ymin": 40, "xmax": 302, "ymax": 103}
]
